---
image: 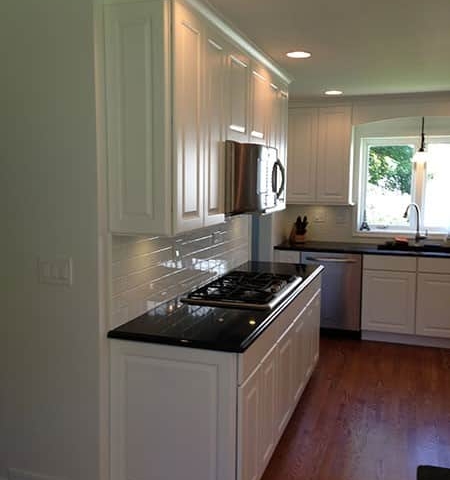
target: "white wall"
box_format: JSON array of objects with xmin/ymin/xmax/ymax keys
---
[{"xmin": 0, "ymin": 1, "xmax": 101, "ymax": 479}]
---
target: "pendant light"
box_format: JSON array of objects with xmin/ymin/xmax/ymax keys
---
[{"xmin": 412, "ymin": 116, "xmax": 427, "ymax": 163}]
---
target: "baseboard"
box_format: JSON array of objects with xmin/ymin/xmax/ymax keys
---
[{"xmin": 362, "ymin": 330, "xmax": 450, "ymax": 349}]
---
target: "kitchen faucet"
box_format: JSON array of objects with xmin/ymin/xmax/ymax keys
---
[{"xmin": 403, "ymin": 203, "xmax": 427, "ymax": 243}]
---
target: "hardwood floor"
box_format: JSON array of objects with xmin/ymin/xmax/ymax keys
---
[{"xmin": 262, "ymin": 336, "xmax": 450, "ymax": 480}]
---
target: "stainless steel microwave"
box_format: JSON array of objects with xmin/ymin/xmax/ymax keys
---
[{"xmin": 224, "ymin": 140, "xmax": 286, "ymax": 215}]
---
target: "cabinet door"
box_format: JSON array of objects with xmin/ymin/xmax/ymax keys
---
[
  {"xmin": 110, "ymin": 341, "xmax": 237, "ymax": 480},
  {"xmin": 249, "ymin": 66, "xmax": 269, "ymax": 144},
  {"xmin": 277, "ymin": 88, "xmax": 289, "ymax": 167},
  {"xmin": 303, "ymin": 302, "xmax": 315, "ymax": 378},
  {"xmin": 173, "ymin": 3, "xmax": 204, "ymax": 233},
  {"xmin": 259, "ymin": 346, "xmax": 277, "ymax": 472},
  {"xmin": 203, "ymin": 29, "xmax": 227, "ymax": 226},
  {"xmin": 267, "ymin": 82, "xmax": 280, "ymax": 149},
  {"xmin": 316, "ymin": 106, "xmax": 352, "ymax": 204},
  {"xmin": 416, "ymin": 273, "xmax": 450, "ymax": 338},
  {"xmin": 361, "ymin": 270, "xmax": 416, "ymax": 334},
  {"xmin": 238, "ymin": 366, "xmax": 261, "ymax": 480},
  {"xmin": 226, "ymin": 52, "xmax": 250, "ymax": 142},
  {"xmin": 287, "ymin": 108, "xmax": 318, "ymax": 203},
  {"xmin": 275, "ymin": 324, "xmax": 294, "ymax": 439},
  {"xmin": 268, "ymin": 82, "xmax": 288, "ymax": 202},
  {"xmin": 293, "ymin": 314, "xmax": 307, "ymax": 403},
  {"xmin": 104, "ymin": 2, "xmax": 171, "ymax": 235},
  {"xmin": 310, "ymin": 291, "xmax": 321, "ymax": 367}
]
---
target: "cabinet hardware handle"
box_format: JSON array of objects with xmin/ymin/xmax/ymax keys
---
[
  {"xmin": 181, "ymin": 21, "xmax": 199, "ymax": 34},
  {"xmin": 230, "ymin": 55, "xmax": 248, "ymax": 68},
  {"xmin": 207, "ymin": 38, "xmax": 223, "ymax": 51},
  {"xmin": 272, "ymin": 159, "xmax": 285, "ymax": 199},
  {"xmin": 306, "ymin": 257, "xmax": 358, "ymax": 263},
  {"xmin": 252, "ymin": 70, "xmax": 266, "ymax": 81}
]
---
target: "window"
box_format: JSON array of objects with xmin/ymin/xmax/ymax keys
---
[{"xmin": 356, "ymin": 118, "xmax": 450, "ymax": 236}]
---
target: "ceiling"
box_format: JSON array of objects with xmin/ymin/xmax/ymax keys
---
[{"xmin": 207, "ymin": 0, "xmax": 450, "ymax": 100}]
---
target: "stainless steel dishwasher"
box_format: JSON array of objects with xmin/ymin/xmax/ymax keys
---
[{"xmin": 300, "ymin": 251, "xmax": 362, "ymax": 332}]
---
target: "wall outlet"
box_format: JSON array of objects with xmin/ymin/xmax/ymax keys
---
[
  {"xmin": 335, "ymin": 209, "xmax": 348, "ymax": 225},
  {"xmin": 38, "ymin": 256, "xmax": 73, "ymax": 286},
  {"xmin": 312, "ymin": 210, "xmax": 326, "ymax": 223}
]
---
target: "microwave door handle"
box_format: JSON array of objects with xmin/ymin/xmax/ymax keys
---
[{"xmin": 272, "ymin": 159, "xmax": 285, "ymax": 199}]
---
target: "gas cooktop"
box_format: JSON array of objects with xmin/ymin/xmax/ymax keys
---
[{"xmin": 181, "ymin": 270, "xmax": 302, "ymax": 310}]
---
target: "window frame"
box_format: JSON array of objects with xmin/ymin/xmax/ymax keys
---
[
  {"xmin": 359, "ymin": 136, "xmax": 419, "ymax": 232},
  {"xmin": 353, "ymin": 117, "xmax": 450, "ymax": 238}
]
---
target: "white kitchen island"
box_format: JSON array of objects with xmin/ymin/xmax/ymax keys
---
[{"xmin": 108, "ymin": 263, "xmax": 322, "ymax": 480}]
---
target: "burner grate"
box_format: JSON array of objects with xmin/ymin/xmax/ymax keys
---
[{"xmin": 184, "ymin": 270, "xmax": 298, "ymax": 307}]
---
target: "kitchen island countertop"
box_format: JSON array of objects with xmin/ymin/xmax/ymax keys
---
[{"xmin": 108, "ymin": 261, "xmax": 323, "ymax": 353}]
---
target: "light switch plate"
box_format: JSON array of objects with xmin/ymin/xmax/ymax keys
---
[{"xmin": 38, "ymin": 256, "xmax": 73, "ymax": 286}]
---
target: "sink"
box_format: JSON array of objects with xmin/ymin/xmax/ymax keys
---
[{"xmin": 377, "ymin": 241, "xmax": 450, "ymax": 253}]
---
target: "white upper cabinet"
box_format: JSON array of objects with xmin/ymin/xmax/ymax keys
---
[
  {"xmin": 287, "ymin": 107, "xmax": 318, "ymax": 203},
  {"xmin": 267, "ymin": 80, "xmax": 289, "ymax": 165},
  {"xmin": 316, "ymin": 106, "xmax": 352, "ymax": 204},
  {"xmin": 104, "ymin": 0, "xmax": 290, "ymax": 235},
  {"xmin": 226, "ymin": 52, "xmax": 250, "ymax": 142},
  {"xmin": 104, "ymin": 2, "xmax": 172, "ymax": 234},
  {"xmin": 173, "ymin": 2, "xmax": 204, "ymax": 232},
  {"xmin": 249, "ymin": 66, "xmax": 269, "ymax": 144},
  {"xmin": 203, "ymin": 28, "xmax": 228, "ymax": 226},
  {"xmin": 287, "ymin": 105, "xmax": 353, "ymax": 205}
]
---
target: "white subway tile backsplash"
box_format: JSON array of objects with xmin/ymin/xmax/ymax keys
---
[
  {"xmin": 110, "ymin": 216, "xmax": 250, "ymax": 327},
  {"xmin": 112, "ymin": 276, "xmax": 128, "ymax": 295}
]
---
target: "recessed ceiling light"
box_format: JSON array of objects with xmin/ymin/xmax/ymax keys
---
[
  {"xmin": 286, "ymin": 51, "xmax": 311, "ymax": 59},
  {"xmin": 324, "ymin": 90, "xmax": 343, "ymax": 95}
]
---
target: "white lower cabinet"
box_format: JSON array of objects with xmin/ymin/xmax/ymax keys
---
[
  {"xmin": 415, "ymin": 257, "xmax": 450, "ymax": 338},
  {"xmin": 362, "ymin": 255, "xmax": 450, "ymax": 342},
  {"xmin": 237, "ymin": 276, "xmax": 321, "ymax": 480},
  {"xmin": 238, "ymin": 363, "xmax": 261, "ymax": 480},
  {"xmin": 362, "ymin": 269, "xmax": 416, "ymax": 334},
  {"xmin": 110, "ymin": 275, "xmax": 322, "ymax": 480},
  {"xmin": 310, "ymin": 291, "xmax": 321, "ymax": 368},
  {"xmin": 237, "ymin": 344, "xmax": 277, "ymax": 480},
  {"xmin": 110, "ymin": 341, "xmax": 238, "ymax": 480},
  {"xmin": 416, "ymin": 273, "xmax": 450, "ymax": 338},
  {"xmin": 274, "ymin": 324, "xmax": 294, "ymax": 440},
  {"xmin": 259, "ymin": 346, "xmax": 278, "ymax": 470},
  {"xmin": 362, "ymin": 255, "xmax": 416, "ymax": 334}
]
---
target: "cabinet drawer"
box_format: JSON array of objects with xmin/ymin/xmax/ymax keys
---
[
  {"xmin": 418, "ymin": 257, "xmax": 450, "ymax": 274},
  {"xmin": 364, "ymin": 254, "xmax": 416, "ymax": 272}
]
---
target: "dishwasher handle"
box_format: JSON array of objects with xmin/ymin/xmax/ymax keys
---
[{"xmin": 305, "ymin": 256, "xmax": 358, "ymax": 263}]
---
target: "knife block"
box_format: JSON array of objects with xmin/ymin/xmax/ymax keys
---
[{"xmin": 289, "ymin": 224, "xmax": 306, "ymax": 244}]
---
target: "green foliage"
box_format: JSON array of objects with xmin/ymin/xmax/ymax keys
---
[{"xmin": 368, "ymin": 145, "xmax": 413, "ymax": 194}]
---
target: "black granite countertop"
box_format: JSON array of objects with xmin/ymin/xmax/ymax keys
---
[
  {"xmin": 274, "ymin": 240, "xmax": 450, "ymax": 258},
  {"xmin": 107, "ymin": 261, "xmax": 323, "ymax": 353}
]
